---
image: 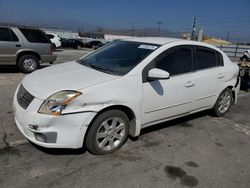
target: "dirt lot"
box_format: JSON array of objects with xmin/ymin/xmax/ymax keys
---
[{"xmin": 0, "ymin": 49, "xmax": 250, "ymax": 188}]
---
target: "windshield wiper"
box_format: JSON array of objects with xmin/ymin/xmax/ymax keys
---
[{"xmin": 86, "ymin": 64, "xmax": 115, "ymax": 74}]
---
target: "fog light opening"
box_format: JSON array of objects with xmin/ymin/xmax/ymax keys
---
[
  {"xmin": 29, "ymin": 124, "xmax": 38, "ymax": 130},
  {"xmin": 34, "ymin": 133, "xmax": 47, "ymax": 142}
]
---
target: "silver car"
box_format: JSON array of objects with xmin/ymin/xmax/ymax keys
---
[{"xmin": 0, "ymin": 25, "xmax": 56, "ymax": 73}]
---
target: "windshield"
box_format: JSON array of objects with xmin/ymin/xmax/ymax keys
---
[{"xmin": 77, "ymin": 40, "xmax": 160, "ymax": 75}]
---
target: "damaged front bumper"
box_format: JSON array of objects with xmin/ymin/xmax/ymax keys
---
[{"xmin": 13, "ymin": 89, "xmax": 97, "ymax": 149}]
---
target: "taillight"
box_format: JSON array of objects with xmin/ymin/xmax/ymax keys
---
[{"xmin": 50, "ymin": 44, "xmax": 53, "ymax": 54}]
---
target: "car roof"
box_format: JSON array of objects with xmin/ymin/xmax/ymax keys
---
[
  {"xmin": 121, "ymin": 37, "xmax": 223, "ymax": 52},
  {"xmin": 0, "ymin": 23, "xmax": 41, "ymax": 30},
  {"xmin": 121, "ymin": 37, "xmax": 182, "ymax": 45}
]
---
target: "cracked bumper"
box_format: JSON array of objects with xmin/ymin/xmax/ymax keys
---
[{"xmin": 13, "ymin": 88, "xmax": 96, "ymax": 149}]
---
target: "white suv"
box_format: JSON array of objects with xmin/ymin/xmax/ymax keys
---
[
  {"xmin": 240, "ymin": 50, "xmax": 250, "ymax": 62},
  {"xmin": 13, "ymin": 37, "xmax": 240, "ymax": 154},
  {"xmin": 46, "ymin": 33, "xmax": 61, "ymax": 49}
]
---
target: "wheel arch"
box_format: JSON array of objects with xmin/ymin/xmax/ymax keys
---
[
  {"xmin": 226, "ymin": 85, "xmax": 236, "ymax": 103},
  {"xmin": 85, "ymin": 105, "xmax": 138, "ymax": 141},
  {"xmin": 16, "ymin": 50, "xmax": 41, "ymax": 65}
]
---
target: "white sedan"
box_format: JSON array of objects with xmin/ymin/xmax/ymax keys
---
[{"xmin": 13, "ymin": 37, "xmax": 240, "ymax": 154}]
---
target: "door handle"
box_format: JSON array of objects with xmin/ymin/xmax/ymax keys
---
[
  {"xmin": 217, "ymin": 73, "xmax": 224, "ymax": 79},
  {"xmin": 185, "ymin": 81, "xmax": 195, "ymax": 88},
  {"xmin": 16, "ymin": 44, "xmax": 21, "ymax": 47}
]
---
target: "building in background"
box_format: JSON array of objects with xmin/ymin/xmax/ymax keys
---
[
  {"xmin": 203, "ymin": 37, "xmax": 231, "ymax": 45},
  {"xmin": 181, "ymin": 32, "xmax": 191, "ymax": 40},
  {"xmin": 104, "ymin": 34, "xmax": 132, "ymax": 40},
  {"xmin": 43, "ymin": 28, "xmax": 79, "ymax": 39},
  {"xmin": 197, "ymin": 29, "xmax": 203, "ymax": 42}
]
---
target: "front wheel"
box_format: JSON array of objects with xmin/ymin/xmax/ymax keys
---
[
  {"xmin": 85, "ymin": 110, "xmax": 129, "ymax": 155},
  {"xmin": 213, "ymin": 88, "xmax": 233, "ymax": 117}
]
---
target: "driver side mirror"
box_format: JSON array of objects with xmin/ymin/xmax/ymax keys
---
[{"xmin": 147, "ymin": 68, "xmax": 170, "ymax": 81}]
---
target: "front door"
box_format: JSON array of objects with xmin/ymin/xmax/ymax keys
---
[
  {"xmin": 142, "ymin": 45, "xmax": 195, "ymax": 126},
  {"xmin": 0, "ymin": 27, "xmax": 21, "ymax": 64}
]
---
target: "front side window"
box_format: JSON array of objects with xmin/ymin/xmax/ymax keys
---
[
  {"xmin": 0, "ymin": 27, "xmax": 11, "ymax": 41},
  {"xmin": 194, "ymin": 46, "xmax": 218, "ymax": 70},
  {"xmin": 78, "ymin": 40, "xmax": 160, "ymax": 75},
  {"xmin": 155, "ymin": 46, "xmax": 193, "ymax": 76},
  {"xmin": 19, "ymin": 28, "xmax": 50, "ymax": 43},
  {"xmin": 0, "ymin": 27, "xmax": 19, "ymax": 42}
]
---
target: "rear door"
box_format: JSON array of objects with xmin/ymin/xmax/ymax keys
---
[
  {"xmin": 19, "ymin": 28, "xmax": 51, "ymax": 55},
  {"xmin": 0, "ymin": 27, "xmax": 22, "ymax": 64},
  {"xmin": 192, "ymin": 46, "xmax": 225, "ymax": 111}
]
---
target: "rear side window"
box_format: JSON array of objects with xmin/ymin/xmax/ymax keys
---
[
  {"xmin": 19, "ymin": 28, "xmax": 50, "ymax": 43},
  {"xmin": 194, "ymin": 46, "xmax": 222, "ymax": 70},
  {"xmin": 216, "ymin": 52, "xmax": 224, "ymax": 66},
  {"xmin": 10, "ymin": 29, "xmax": 19, "ymax": 41},
  {"xmin": 155, "ymin": 46, "xmax": 193, "ymax": 76}
]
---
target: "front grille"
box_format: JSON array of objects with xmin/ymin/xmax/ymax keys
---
[{"xmin": 17, "ymin": 84, "xmax": 34, "ymax": 109}]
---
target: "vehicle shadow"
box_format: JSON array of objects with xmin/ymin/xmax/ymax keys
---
[
  {"xmin": 53, "ymin": 48, "xmax": 64, "ymax": 52},
  {"xmin": 32, "ymin": 110, "xmax": 211, "ymax": 155},
  {"xmin": 0, "ymin": 64, "xmax": 51, "ymax": 73},
  {"xmin": 30, "ymin": 142, "xmax": 87, "ymax": 155},
  {"xmin": 0, "ymin": 65, "xmax": 19, "ymax": 73},
  {"xmin": 139, "ymin": 110, "xmax": 210, "ymax": 136}
]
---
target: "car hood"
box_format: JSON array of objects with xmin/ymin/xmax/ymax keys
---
[{"xmin": 22, "ymin": 61, "xmax": 119, "ymax": 99}]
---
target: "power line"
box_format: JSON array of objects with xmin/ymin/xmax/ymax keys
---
[{"xmin": 197, "ymin": 16, "xmax": 250, "ymax": 20}]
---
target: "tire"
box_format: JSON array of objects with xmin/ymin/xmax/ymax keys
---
[
  {"xmin": 85, "ymin": 110, "xmax": 129, "ymax": 155},
  {"xmin": 241, "ymin": 55, "xmax": 248, "ymax": 62},
  {"xmin": 76, "ymin": 44, "xmax": 81, "ymax": 49},
  {"xmin": 52, "ymin": 43, "xmax": 56, "ymax": 51},
  {"xmin": 17, "ymin": 54, "xmax": 39, "ymax": 73},
  {"xmin": 213, "ymin": 88, "xmax": 233, "ymax": 117}
]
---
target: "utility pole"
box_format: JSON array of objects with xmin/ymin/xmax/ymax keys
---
[
  {"xmin": 191, "ymin": 17, "xmax": 196, "ymax": 40},
  {"xmin": 131, "ymin": 23, "xmax": 135, "ymax": 37},
  {"xmin": 156, "ymin": 22, "xmax": 162, "ymax": 37},
  {"xmin": 226, "ymin": 32, "xmax": 230, "ymax": 41}
]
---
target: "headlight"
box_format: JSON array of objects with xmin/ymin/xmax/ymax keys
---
[{"xmin": 38, "ymin": 91, "xmax": 82, "ymax": 116}]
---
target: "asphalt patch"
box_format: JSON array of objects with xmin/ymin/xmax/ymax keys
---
[
  {"xmin": 165, "ymin": 166, "xmax": 187, "ymax": 180},
  {"xmin": 180, "ymin": 175, "xmax": 199, "ymax": 187},
  {"xmin": 0, "ymin": 147, "xmax": 21, "ymax": 157},
  {"xmin": 182, "ymin": 122, "xmax": 194, "ymax": 127},
  {"xmin": 164, "ymin": 165, "xmax": 199, "ymax": 187},
  {"xmin": 215, "ymin": 142, "xmax": 224, "ymax": 147},
  {"xmin": 185, "ymin": 161, "xmax": 199, "ymax": 168}
]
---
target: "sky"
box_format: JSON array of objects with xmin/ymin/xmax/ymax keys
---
[{"xmin": 0, "ymin": 0, "xmax": 249, "ymax": 42}]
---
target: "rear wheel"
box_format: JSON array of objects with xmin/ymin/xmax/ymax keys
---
[
  {"xmin": 52, "ymin": 43, "xmax": 56, "ymax": 51},
  {"xmin": 85, "ymin": 110, "xmax": 129, "ymax": 155},
  {"xmin": 213, "ymin": 88, "xmax": 233, "ymax": 117},
  {"xmin": 17, "ymin": 54, "xmax": 39, "ymax": 73},
  {"xmin": 240, "ymin": 55, "xmax": 248, "ymax": 62}
]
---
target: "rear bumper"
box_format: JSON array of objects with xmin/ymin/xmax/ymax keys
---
[
  {"xmin": 41, "ymin": 55, "xmax": 57, "ymax": 63},
  {"xmin": 233, "ymin": 77, "xmax": 241, "ymax": 104}
]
